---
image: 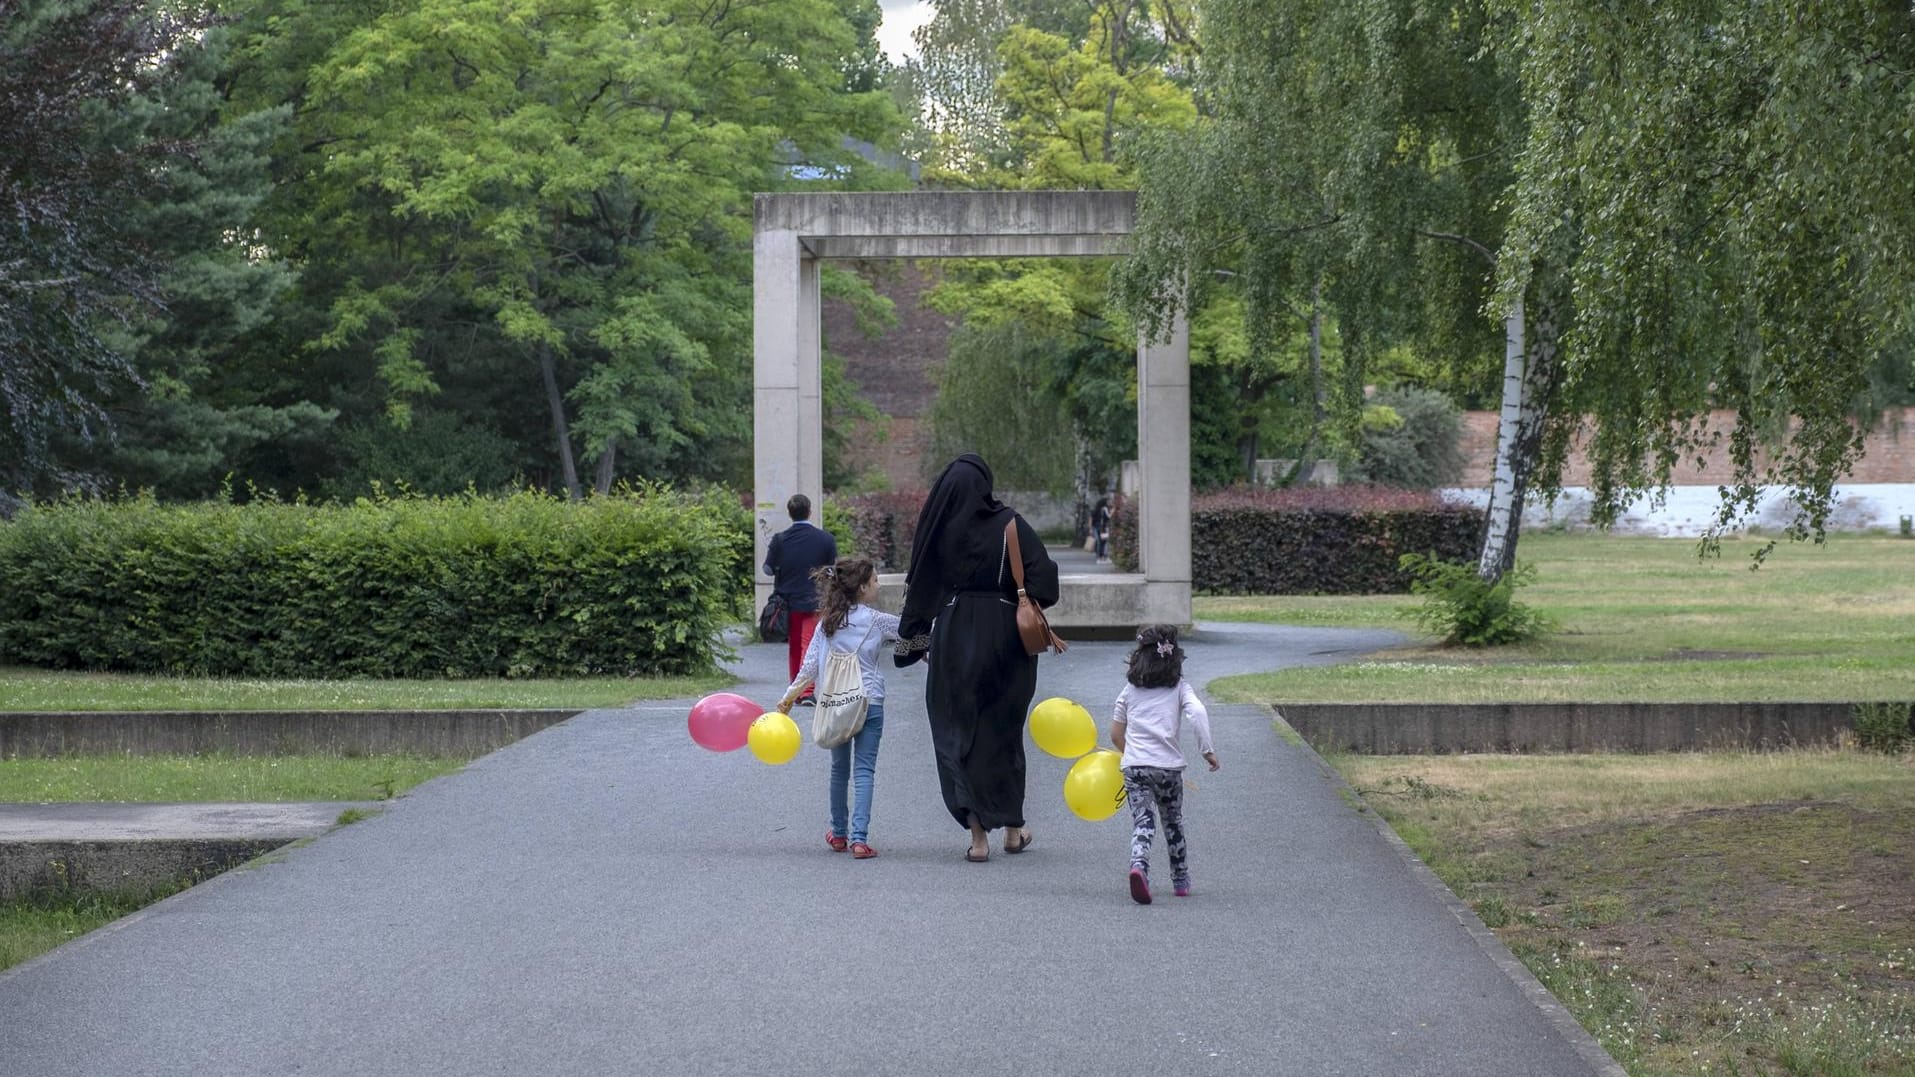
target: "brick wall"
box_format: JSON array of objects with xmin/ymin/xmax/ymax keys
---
[
  {"xmin": 1458, "ymin": 408, "xmax": 1915, "ymax": 487},
  {"xmin": 821, "ymin": 263, "xmax": 950, "ymax": 489}
]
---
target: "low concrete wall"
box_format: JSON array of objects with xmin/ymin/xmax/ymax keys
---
[
  {"xmin": 1, "ymin": 839, "xmax": 282, "ymax": 900},
  {"xmin": 874, "ymin": 573, "xmax": 1190, "ymax": 630},
  {"xmin": 0, "ymin": 709, "xmax": 579, "ymax": 758},
  {"xmin": 1279, "ymin": 701, "xmax": 1887, "ymax": 754}
]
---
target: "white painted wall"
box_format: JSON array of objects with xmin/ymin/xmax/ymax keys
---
[{"xmin": 1440, "ymin": 484, "xmax": 1915, "ymax": 537}]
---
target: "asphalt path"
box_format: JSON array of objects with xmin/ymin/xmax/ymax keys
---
[{"xmin": 0, "ymin": 620, "xmax": 1613, "ymax": 1076}]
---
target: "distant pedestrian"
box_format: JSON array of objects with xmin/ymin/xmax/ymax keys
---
[
  {"xmin": 1109, "ymin": 624, "xmax": 1218, "ymax": 904},
  {"xmin": 763, "ymin": 494, "xmax": 837, "ymax": 703},
  {"xmin": 777, "ymin": 558, "xmax": 900, "ymax": 859},
  {"xmin": 1091, "ymin": 496, "xmax": 1112, "ymax": 563}
]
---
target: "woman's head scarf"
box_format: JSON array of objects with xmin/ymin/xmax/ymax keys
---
[{"xmin": 907, "ymin": 453, "xmax": 1005, "ymax": 583}]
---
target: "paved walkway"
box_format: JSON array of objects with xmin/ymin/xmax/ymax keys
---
[{"xmin": 0, "ymin": 622, "xmax": 1617, "ymax": 1076}]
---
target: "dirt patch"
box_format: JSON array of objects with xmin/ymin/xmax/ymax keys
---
[{"xmin": 1463, "ymin": 803, "xmax": 1915, "ymax": 1073}]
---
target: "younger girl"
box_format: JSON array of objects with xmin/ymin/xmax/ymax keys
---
[
  {"xmin": 777, "ymin": 557, "xmax": 900, "ymax": 859},
  {"xmin": 1109, "ymin": 624, "xmax": 1218, "ymax": 904}
]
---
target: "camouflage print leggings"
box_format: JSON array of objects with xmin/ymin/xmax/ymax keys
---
[{"xmin": 1123, "ymin": 765, "xmax": 1188, "ymax": 885}]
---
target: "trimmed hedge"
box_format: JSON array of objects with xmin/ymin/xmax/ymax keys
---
[
  {"xmin": 0, "ymin": 490, "xmax": 745, "ymax": 677},
  {"xmin": 1111, "ymin": 486, "xmax": 1483, "ymax": 594}
]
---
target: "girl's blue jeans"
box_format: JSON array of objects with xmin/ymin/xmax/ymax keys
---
[{"xmin": 829, "ymin": 704, "xmax": 884, "ymax": 844}]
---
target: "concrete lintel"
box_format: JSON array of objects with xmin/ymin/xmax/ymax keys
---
[
  {"xmin": 754, "ymin": 191, "xmax": 1137, "ymax": 239},
  {"xmin": 801, "ymin": 235, "xmax": 1129, "ymax": 260}
]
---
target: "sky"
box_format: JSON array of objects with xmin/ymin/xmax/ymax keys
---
[{"xmin": 876, "ymin": 0, "xmax": 932, "ymax": 63}]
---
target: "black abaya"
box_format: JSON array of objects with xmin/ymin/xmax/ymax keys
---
[{"xmin": 904, "ymin": 499, "xmax": 1060, "ymax": 831}]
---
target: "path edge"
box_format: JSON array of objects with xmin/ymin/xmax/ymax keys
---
[{"xmin": 1272, "ymin": 706, "xmax": 1630, "ymax": 1077}]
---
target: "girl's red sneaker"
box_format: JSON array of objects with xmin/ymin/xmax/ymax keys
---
[{"xmin": 825, "ymin": 830, "xmax": 848, "ymax": 852}]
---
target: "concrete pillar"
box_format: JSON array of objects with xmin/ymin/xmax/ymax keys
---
[
  {"xmin": 1138, "ymin": 312, "xmax": 1192, "ymax": 622},
  {"xmin": 754, "ymin": 229, "xmax": 803, "ymax": 614},
  {"xmin": 798, "ymin": 257, "xmax": 824, "ymax": 512}
]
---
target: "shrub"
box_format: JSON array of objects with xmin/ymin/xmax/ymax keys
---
[
  {"xmin": 0, "ymin": 489, "xmax": 744, "ymax": 678},
  {"xmin": 840, "ymin": 490, "xmax": 926, "ymax": 572},
  {"xmin": 1398, "ymin": 554, "xmax": 1551, "ymax": 646},
  {"xmin": 1109, "ymin": 486, "xmax": 1483, "ymax": 593},
  {"xmin": 1851, "ymin": 702, "xmax": 1913, "ymax": 754},
  {"xmin": 1357, "ymin": 387, "xmax": 1466, "ymax": 488}
]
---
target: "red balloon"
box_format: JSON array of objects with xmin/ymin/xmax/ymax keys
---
[{"xmin": 688, "ymin": 692, "xmax": 759, "ymax": 752}]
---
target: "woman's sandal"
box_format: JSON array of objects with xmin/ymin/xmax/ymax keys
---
[
  {"xmin": 1004, "ymin": 828, "xmax": 1033, "ymax": 854},
  {"xmin": 964, "ymin": 846, "xmax": 989, "ymax": 863}
]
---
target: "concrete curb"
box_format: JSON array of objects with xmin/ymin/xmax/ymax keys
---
[
  {"xmin": 0, "ymin": 802, "xmax": 381, "ymax": 900},
  {"xmin": 1280, "ymin": 700, "xmax": 1900, "ymax": 753},
  {"xmin": 0, "ymin": 709, "xmax": 581, "ymax": 757},
  {"xmin": 1275, "ymin": 707, "xmax": 1631, "ymax": 1077}
]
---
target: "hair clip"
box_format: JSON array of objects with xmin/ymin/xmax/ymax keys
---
[
  {"xmin": 823, "ymin": 566, "xmax": 836, "ymax": 578},
  {"xmin": 1155, "ymin": 640, "xmax": 1175, "ymax": 657}
]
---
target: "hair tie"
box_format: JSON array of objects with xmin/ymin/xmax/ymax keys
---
[
  {"xmin": 1155, "ymin": 640, "xmax": 1175, "ymax": 657},
  {"xmin": 823, "ymin": 566, "xmax": 836, "ymax": 578}
]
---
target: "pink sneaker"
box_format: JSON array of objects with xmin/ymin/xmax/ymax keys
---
[
  {"xmin": 1174, "ymin": 881, "xmax": 1191, "ymax": 898},
  {"xmin": 1128, "ymin": 868, "xmax": 1152, "ymax": 905}
]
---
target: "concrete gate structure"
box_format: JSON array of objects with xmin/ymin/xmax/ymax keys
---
[{"xmin": 753, "ymin": 191, "xmax": 1189, "ymax": 628}]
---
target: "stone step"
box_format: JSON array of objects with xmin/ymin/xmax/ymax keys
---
[{"xmin": 0, "ymin": 802, "xmax": 378, "ymax": 899}]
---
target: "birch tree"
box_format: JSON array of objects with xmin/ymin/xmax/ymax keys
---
[{"xmin": 1492, "ymin": 0, "xmax": 1915, "ymax": 547}]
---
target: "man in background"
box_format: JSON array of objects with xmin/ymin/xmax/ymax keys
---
[{"xmin": 763, "ymin": 493, "xmax": 837, "ymax": 704}]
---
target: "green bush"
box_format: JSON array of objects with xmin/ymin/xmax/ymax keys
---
[
  {"xmin": 1398, "ymin": 553, "xmax": 1551, "ymax": 646},
  {"xmin": 1851, "ymin": 702, "xmax": 1913, "ymax": 754},
  {"xmin": 0, "ymin": 489, "xmax": 745, "ymax": 677},
  {"xmin": 1108, "ymin": 487, "xmax": 1483, "ymax": 593},
  {"xmin": 1357, "ymin": 387, "xmax": 1466, "ymax": 488}
]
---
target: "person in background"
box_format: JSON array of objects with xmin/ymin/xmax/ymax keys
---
[
  {"xmin": 763, "ymin": 493, "xmax": 837, "ymax": 704},
  {"xmin": 1091, "ymin": 495, "xmax": 1113, "ymax": 564}
]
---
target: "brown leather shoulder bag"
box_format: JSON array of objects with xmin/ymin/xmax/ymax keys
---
[{"xmin": 1005, "ymin": 519, "xmax": 1067, "ymax": 656}]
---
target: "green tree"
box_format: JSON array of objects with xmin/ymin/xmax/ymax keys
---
[
  {"xmin": 1492, "ymin": 0, "xmax": 1915, "ymax": 546},
  {"xmin": 0, "ymin": 0, "xmax": 216, "ymax": 503},
  {"xmin": 1120, "ymin": 0, "xmax": 1534, "ymax": 574},
  {"xmin": 228, "ymin": 0, "xmax": 899, "ymax": 497}
]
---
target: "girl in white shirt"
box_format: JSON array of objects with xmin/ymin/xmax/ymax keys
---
[
  {"xmin": 777, "ymin": 558, "xmax": 901, "ymax": 859},
  {"xmin": 1110, "ymin": 624, "xmax": 1218, "ymax": 904}
]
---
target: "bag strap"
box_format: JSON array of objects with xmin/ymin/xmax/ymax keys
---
[{"xmin": 1005, "ymin": 518, "xmax": 1028, "ymax": 597}]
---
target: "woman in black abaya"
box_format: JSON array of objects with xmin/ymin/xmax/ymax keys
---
[{"xmin": 895, "ymin": 454, "xmax": 1060, "ymax": 862}]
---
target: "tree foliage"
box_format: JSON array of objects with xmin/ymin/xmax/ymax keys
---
[
  {"xmin": 1493, "ymin": 0, "xmax": 1915, "ymax": 542},
  {"xmin": 0, "ymin": 0, "xmax": 216, "ymax": 501}
]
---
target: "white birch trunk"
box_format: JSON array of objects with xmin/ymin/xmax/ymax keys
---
[{"xmin": 1479, "ymin": 293, "xmax": 1527, "ymax": 581}]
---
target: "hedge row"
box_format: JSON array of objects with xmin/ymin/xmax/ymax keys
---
[
  {"xmin": 1111, "ymin": 486, "xmax": 1484, "ymax": 594},
  {"xmin": 0, "ymin": 490, "xmax": 746, "ymax": 678}
]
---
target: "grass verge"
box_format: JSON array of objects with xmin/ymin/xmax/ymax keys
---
[
  {"xmin": 1, "ymin": 884, "xmax": 188, "ymax": 973},
  {"xmin": 0, "ymin": 670, "xmax": 734, "ymax": 712},
  {"xmin": 1202, "ymin": 533, "xmax": 1915, "ymax": 704},
  {"xmin": 1333, "ymin": 750, "xmax": 1915, "ymax": 1076},
  {"xmin": 0, "ymin": 754, "xmax": 464, "ymax": 802}
]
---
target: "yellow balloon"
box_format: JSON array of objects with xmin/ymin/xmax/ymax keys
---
[
  {"xmin": 1063, "ymin": 750, "xmax": 1127, "ymax": 821},
  {"xmin": 1029, "ymin": 696, "xmax": 1097, "ymax": 759},
  {"xmin": 747, "ymin": 712, "xmax": 802, "ymax": 765}
]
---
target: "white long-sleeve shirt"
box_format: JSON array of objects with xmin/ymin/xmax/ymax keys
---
[
  {"xmin": 1112, "ymin": 679, "xmax": 1212, "ymax": 770},
  {"xmin": 783, "ymin": 604, "xmax": 903, "ymax": 706}
]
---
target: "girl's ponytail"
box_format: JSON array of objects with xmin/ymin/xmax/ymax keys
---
[{"xmin": 812, "ymin": 557, "xmax": 877, "ymax": 635}]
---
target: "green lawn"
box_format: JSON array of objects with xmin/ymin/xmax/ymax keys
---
[
  {"xmin": 0, "ymin": 753, "xmax": 465, "ymax": 802},
  {"xmin": 1203, "ymin": 533, "xmax": 1915, "ymax": 703},
  {"xmin": 1333, "ymin": 750, "xmax": 1915, "ymax": 1076},
  {"xmin": 0, "ymin": 670, "xmax": 733, "ymax": 712}
]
